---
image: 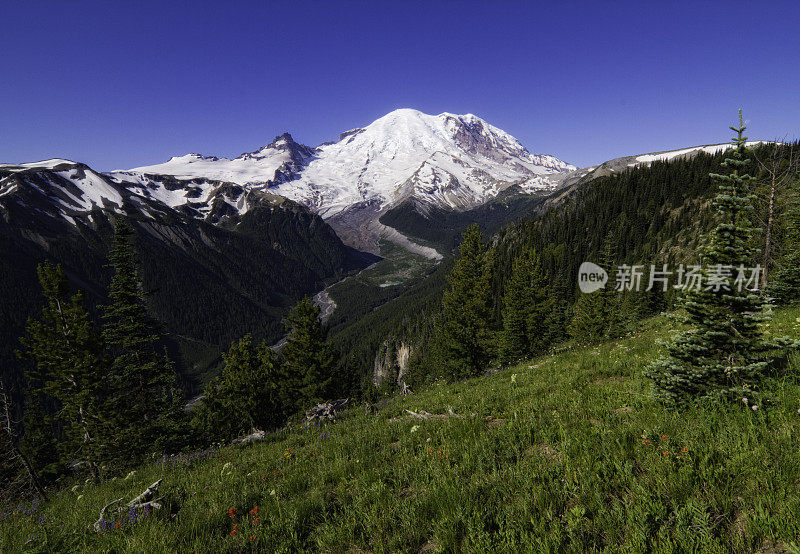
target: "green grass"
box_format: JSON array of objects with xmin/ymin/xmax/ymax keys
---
[{"xmin": 4, "ymin": 310, "xmax": 800, "ymax": 552}]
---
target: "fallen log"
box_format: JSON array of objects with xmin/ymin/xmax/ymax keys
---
[
  {"xmin": 391, "ymin": 407, "xmax": 470, "ymax": 422},
  {"xmin": 92, "ymin": 479, "xmax": 164, "ymax": 532},
  {"xmin": 232, "ymin": 429, "xmax": 265, "ymax": 446}
]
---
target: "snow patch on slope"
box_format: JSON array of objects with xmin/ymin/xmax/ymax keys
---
[{"xmin": 634, "ymin": 141, "xmax": 768, "ymax": 164}]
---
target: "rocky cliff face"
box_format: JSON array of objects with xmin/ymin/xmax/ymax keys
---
[{"xmin": 373, "ymin": 340, "xmax": 413, "ymax": 389}]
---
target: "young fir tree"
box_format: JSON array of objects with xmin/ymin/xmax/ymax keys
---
[
  {"xmin": 499, "ymin": 247, "xmax": 550, "ymax": 365},
  {"xmin": 194, "ymin": 335, "xmax": 287, "ymax": 440},
  {"xmin": 17, "ymin": 262, "xmax": 106, "ymax": 480},
  {"xmin": 101, "ymin": 219, "xmax": 181, "ymax": 463},
  {"xmin": 544, "ymin": 280, "xmax": 572, "ymax": 347},
  {"xmin": 569, "ymin": 235, "xmax": 620, "ymax": 344},
  {"xmin": 281, "ymin": 297, "xmax": 336, "ymax": 412},
  {"xmin": 647, "ymin": 111, "xmax": 795, "ymax": 405},
  {"xmin": 436, "ymin": 224, "xmax": 495, "ymax": 380}
]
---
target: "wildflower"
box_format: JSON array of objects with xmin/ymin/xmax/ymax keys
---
[
  {"xmin": 681, "ymin": 446, "xmax": 688, "ymax": 453},
  {"xmin": 661, "ymin": 435, "xmax": 667, "ymax": 440},
  {"xmin": 230, "ymin": 524, "xmax": 239, "ymax": 537},
  {"xmin": 752, "ymin": 405, "xmax": 758, "ymax": 411},
  {"xmin": 249, "ymin": 506, "xmax": 259, "ymax": 516},
  {"xmin": 227, "ymin": 507, "xmax": 237, "ymax": 518},
  {"xmin": 742, "ymin": 397, "xmax": 749, "ymax": 405},
  {"xmin": 410, "ymin": 425, "xmax": 420, "ymax": 433},
  {"xmin": 253, "ymin": 517, "xmax": 261, "ymax": 524},
  {"xmin": 663, "ymin": 451, "xmax": 669, "ymax": 456},
  {"xmin": 511, "ymin": 374, "xmax": 517, "ymax": 384},
  {"xmin": 250, "ymin": 535, "xmax": 255, "ymax": 540}
]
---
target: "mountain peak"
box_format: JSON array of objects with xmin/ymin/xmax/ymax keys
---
[{"xmin": 269, "ymin": 132, "xmax": 295, "ymax": 148}]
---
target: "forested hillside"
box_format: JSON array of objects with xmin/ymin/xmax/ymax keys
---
[
  {"xmin": 334, "ymin": 141, "xmax": 800, "ymax": 391},
  {"xmin": 0, "ymin": 196, "xmax": 374, "ymax": 398}
]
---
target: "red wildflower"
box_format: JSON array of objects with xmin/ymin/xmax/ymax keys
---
[
  {"xmin": 249, "ymin": 535, "xmax": 255, "ymax": 540},
  {"xmin": 249, "ymin": 506, "xmax": 259, "ymax": 516},
  {"xmin": 254, "ymin": 517, "xmax": 261, "ymax": 524},
  {"xmin": 227, "ymin": 507, "xmax": 237, "ymax": 518},
  {"xmin": 230, "ymin": 524, "xmax": 239, "ymax": 536}
]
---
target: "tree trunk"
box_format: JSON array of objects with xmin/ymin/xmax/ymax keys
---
[
  {"xmin": 78, "ymin": 404, "xmax": 100, "ymax": 481},
  {"xmin": 762, "ymin": 172, "xmax": 776, "ymax": 291}
]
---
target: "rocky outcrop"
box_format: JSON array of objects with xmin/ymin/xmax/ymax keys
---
[{"xmin": 373, "ymin": 340, "xmax": 413, "ymax": 389}]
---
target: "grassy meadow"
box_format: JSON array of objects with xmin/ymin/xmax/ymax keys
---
[{"xmin": 3, "ymin": 308, "xmax": 800, "ymax": 552}]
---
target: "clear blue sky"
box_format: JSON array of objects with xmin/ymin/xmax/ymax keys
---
[{"xmin": 3, "ymin": 0, "xmax": 799, "ymax": 170}]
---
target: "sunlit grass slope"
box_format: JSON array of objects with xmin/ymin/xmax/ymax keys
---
[{"xmin": 4, "ymin": 309, "xmax": 800, "ymax": 553}]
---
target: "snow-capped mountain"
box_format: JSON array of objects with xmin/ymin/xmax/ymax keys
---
[
  {"xmin": 269, "ymin": 109, "xmax": 574, "ymax": 216},
  {"xmin": 0, "ymin": 158, "xmax": 310, "ymax": 232},
  {"xmin": 118, "ymin": 132, "xmax": 314, "ymax": 188},
  {"xmin": 117, "ymin": 109, "xmax": 574, "ymax": 220},
  {"xmin": 106, "ymin": 109, "xmax": 574, "ymax": 252}
]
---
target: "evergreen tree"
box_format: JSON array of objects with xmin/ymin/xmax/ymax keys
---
[
  {"xmin": 647, "ymin": 111, "xmax": 795, "ymax": 405},
  {"xmin": 544, "ymin": 281, "xmax": 572, "ymax": 347},
  {"xmin": 436, "ymin": 225, "xmax": 495, "ymax": 379},
  {"xmin": 17, "ymin": 389, "xmax": 61, "ymax": 485},
  {"xmin": 499, "ymin": 247, "xmax": 550, "ymax": 365},
  {"xmin": 281, "ymin": 297, "xmax": 336, "ymax": 411},
  {"xmin": 0, "ymin": 378, "xmax": 48, "ymax": 500},
  {"xmin": 194, "ymin": 335, "xmax": 287, "ymax": 440},
  {"xmin": 769, "ymin": 182, "xmax": 800, "ymax": 304},
  {"xmin": 101, "ymin": 219, "xmax": 181, "ymax": 464},
  {"xmin": 17, "ymin": 262, "xmax": 106, "ymax": 479},
  {"xmin": 569, "ymin": 235, "xmax": 620, "ymax": 344}
]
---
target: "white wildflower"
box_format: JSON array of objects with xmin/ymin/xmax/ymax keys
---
[
  {"xmin": 741, "ymin": 397, "xmax": 749, "ymax": 405},
  {"xmin": 752, "ymin": 405, "xmax": 758, "ymax": 411}
]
